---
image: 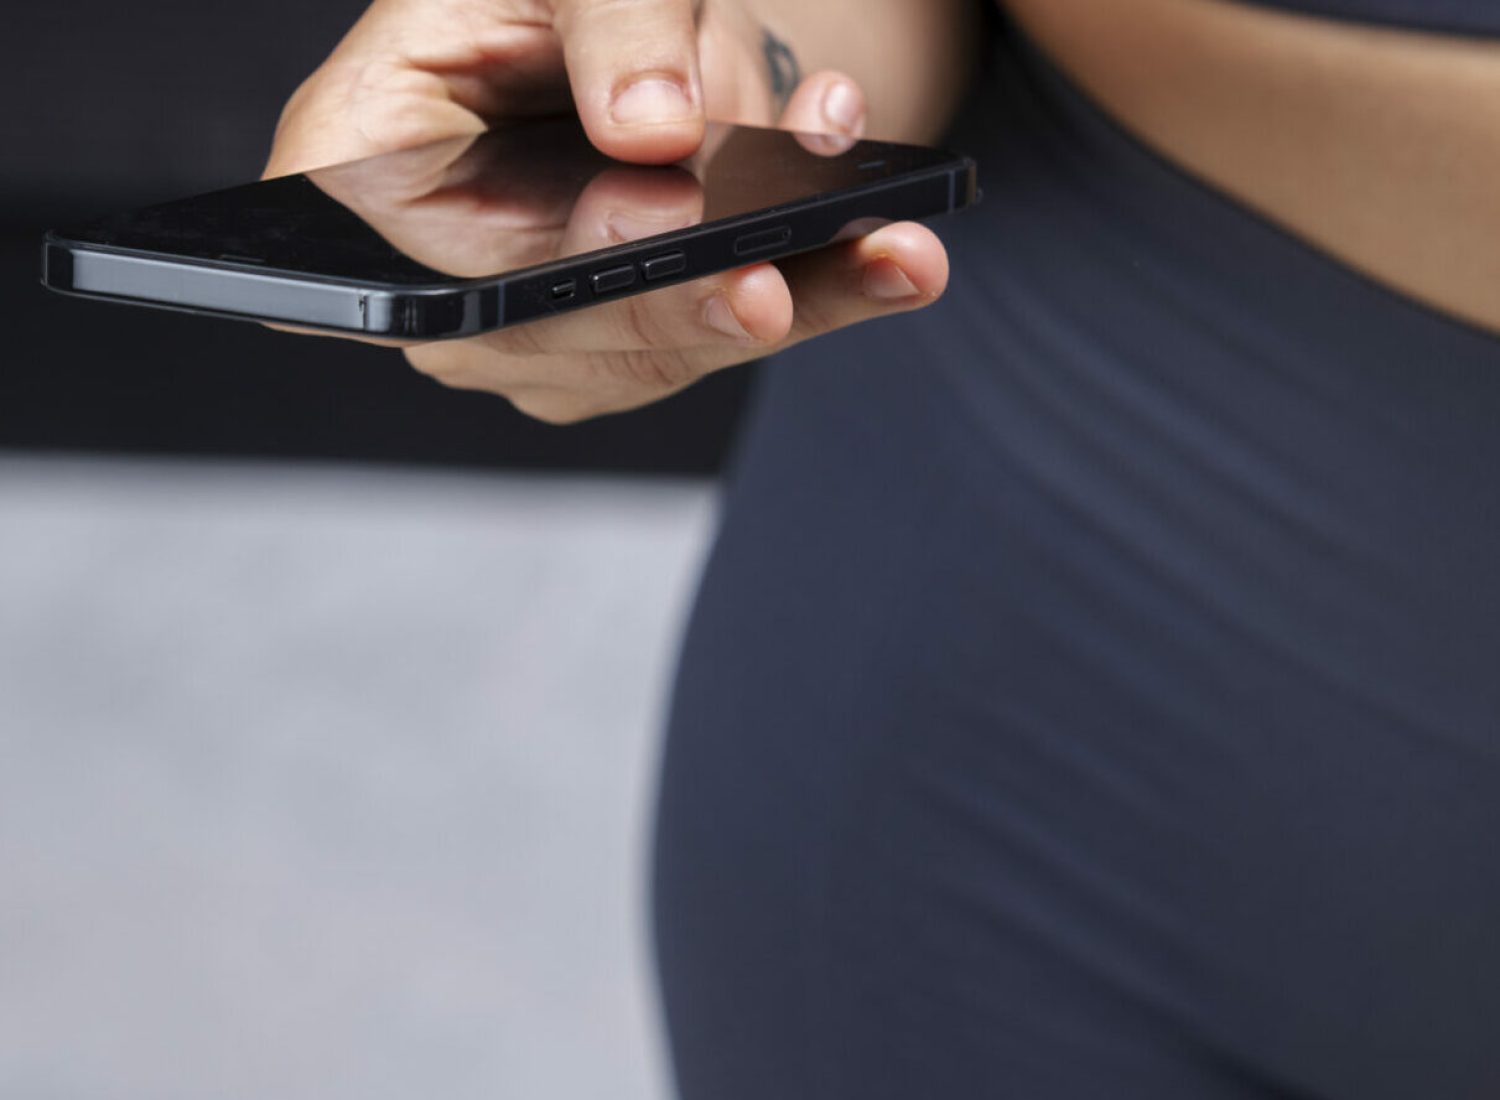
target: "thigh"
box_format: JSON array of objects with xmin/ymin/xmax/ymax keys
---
[
  {"xmin": 649, "ymin": 365, "xmax": 1282, "ymax": 1100},
  {"xmin": 650, "ymin": 341, "xmax": 1500, "ymax": 1100}
]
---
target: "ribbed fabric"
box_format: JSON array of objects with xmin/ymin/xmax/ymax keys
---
[{"xmin": 653, "ymin": 14, "xmax": 1500, "ymax": 1100}]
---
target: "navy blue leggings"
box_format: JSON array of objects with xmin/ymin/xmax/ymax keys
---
[{"xmin": 652, "ymin": 24, "xmax": 1500, "ymax": 1100}]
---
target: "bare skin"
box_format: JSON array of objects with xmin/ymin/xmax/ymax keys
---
[
  {"xmin": 266, "ymin": 0, "xmax": 977, "ymax": 424},
  {"xmin": 1006, "ymin": 0, "xmax": 1500, "ymax": 336},
  {"xmin": 270, "ymin": 0, "xmax": 1500, "ymax": 424}
]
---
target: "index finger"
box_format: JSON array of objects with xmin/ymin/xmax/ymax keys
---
[{"xmin": 553, "ymin": 0, "xmax": 705, "ymax": 165}]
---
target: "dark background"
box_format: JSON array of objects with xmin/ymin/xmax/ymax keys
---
[{"xmin": 2, "ymin": 0, "xmax": 752, "ymax": 475}]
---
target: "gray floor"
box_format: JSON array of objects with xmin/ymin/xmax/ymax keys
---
[{"xmin": 0, "ymin": 455, "xmax": 719, "ymax": 1100}]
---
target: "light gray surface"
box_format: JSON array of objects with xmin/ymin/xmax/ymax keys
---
[{"xmin": 0, "ymin": 456, "xmax": 719, "ymax": 1100}]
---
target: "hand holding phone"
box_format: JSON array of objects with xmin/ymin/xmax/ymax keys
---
[
  {"xmin": 376, "ymin": 126, "xmax": 962, "ymax": 423},
  {"xmin": 65, "ymin": 0, "xmax": 962, "ymax": 424},
  {"xmin": 264, "ymin": 0, "xmax": 962, "ymax": 422}
]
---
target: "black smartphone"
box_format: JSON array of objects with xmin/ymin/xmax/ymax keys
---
[{"xmin": 40, "ymin": 118, "xmax": 977, "ymax": 341}]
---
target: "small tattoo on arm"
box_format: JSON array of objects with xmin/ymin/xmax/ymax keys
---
[{"xmin": 762, "ymin": 28, "xmax": 803, "ymax": 114}]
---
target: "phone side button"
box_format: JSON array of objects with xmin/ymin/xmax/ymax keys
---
[
  {"xmin": 642, "ymin": 252, "xmax": 687, "ymax": 282},
  {"xmin": 591, "ymin": 265, "xmax": 638, "ymax": 295},
  {"xmin": 733, "ymin": 226, "xmax": 792, "ymax": 257}
]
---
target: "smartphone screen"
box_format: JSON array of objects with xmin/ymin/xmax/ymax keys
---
[{"xmin": 44, "ymin": 118, "xmax": 975, "ymax": 337}]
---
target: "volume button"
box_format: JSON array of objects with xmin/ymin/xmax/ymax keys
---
[
  {"xmin": 642, "ymin": 252, "xmax": 687, "ymax": 281},
  {"xmin": 591, "ymin": 265, "xmax": 637, "ymax": 295}
]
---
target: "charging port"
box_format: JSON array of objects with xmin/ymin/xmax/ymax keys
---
[{"xmin": 550, "ymin": 279, "xmax": 577, "ymax": 301}]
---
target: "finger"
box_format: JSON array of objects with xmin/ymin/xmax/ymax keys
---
[
  {"xmin": 403, "ymin": 224, "xmax": 946, "ymax": 421},
  {"xmin": 470, "ymin": 261, "xmax": 793, "ymax": 357},
  {"xmin": 410, "ymin": 336, "xmax": 730, "ymax": 423},
  {"xmin": 777, "ymin": 70, "xmax": 868, "ymax": 152},
  {"xmin": 668, "ymin": 221, "xmax": 948, "ymax": 376},
  {"xmin": 265, "ymin": 2, "xmax": 567, "ymax": 178},
  {"xmin": 553, "ymin": 0, "xmax": 705, "ymax": 164},
  {"xmin": 779, "ymin": 221, "xmax": 949, "ymax": 344},
  {"xmin": 406, "ymin": 221, "xmax": 943, "ymax": 401},
  {"xmin": 266, "ymin": 61, "xmax": 488, "ymax": 179}
]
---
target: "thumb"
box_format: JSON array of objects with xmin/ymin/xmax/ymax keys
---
[{"xmin": 553, "ymin": 0, "xmax": 706, "ymax": 165}]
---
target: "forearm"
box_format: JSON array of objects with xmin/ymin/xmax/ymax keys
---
[{"xmin": 749, "ymin": 0, "xmax": 983, "ymax": 142}]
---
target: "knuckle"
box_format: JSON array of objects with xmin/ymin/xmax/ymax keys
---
[
  {"xmin": 270, "ymin": 76, "xmax": 314, "ymax": 142},
  {"xmin": 265, "ymin": 74, "xmax": 327, "ymax": 175},
  {"xmin": 619, "ymin": 294, "xmax": 673, "ymax": 351},
  {"xmin": 611, "ymin": 347, "xmax": 701, "ymax": 391},
  {"xmin": 347, "ymin": 62, "xmax": 452, "ymax": 150},
  {"xmin": 561, "ymin": 0, "xmax": 683, "ymax": 24}
]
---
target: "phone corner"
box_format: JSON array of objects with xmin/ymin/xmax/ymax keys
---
[
  {"xmin": 363, "ymin": 284, "xmax": 502, "ymax": 341},
  {"xmin": 950, "ymin": 158, "xmax": 982, "ymax": 212},
  {"xmin": 38, "ymin": 237, "xmax": 75, "ymax": 292}
]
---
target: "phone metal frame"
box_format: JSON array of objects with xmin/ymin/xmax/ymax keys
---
[{"xmin": 42, "ymin": 153, "xmax": 977, "ymax": 341}]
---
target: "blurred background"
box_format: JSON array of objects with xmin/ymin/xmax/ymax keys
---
[{"xmin": 2, "ymin": 3, "xmax": 752, "ymax": 1096}]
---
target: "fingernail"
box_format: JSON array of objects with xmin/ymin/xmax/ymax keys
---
[
  {"xmin": 703, "ymin": 294, "xmax": 753, "ymax": 342},
  {"xmin": 821, "ymin": 81, "xmax": 865, "ymax": 137},
  {"xmin": 863, "ymin": 259, "xmax": 920, "ymax": 301},
  {"xmin": 611, "ymin": 77, "xmax": 695, "ymax": 127}
]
